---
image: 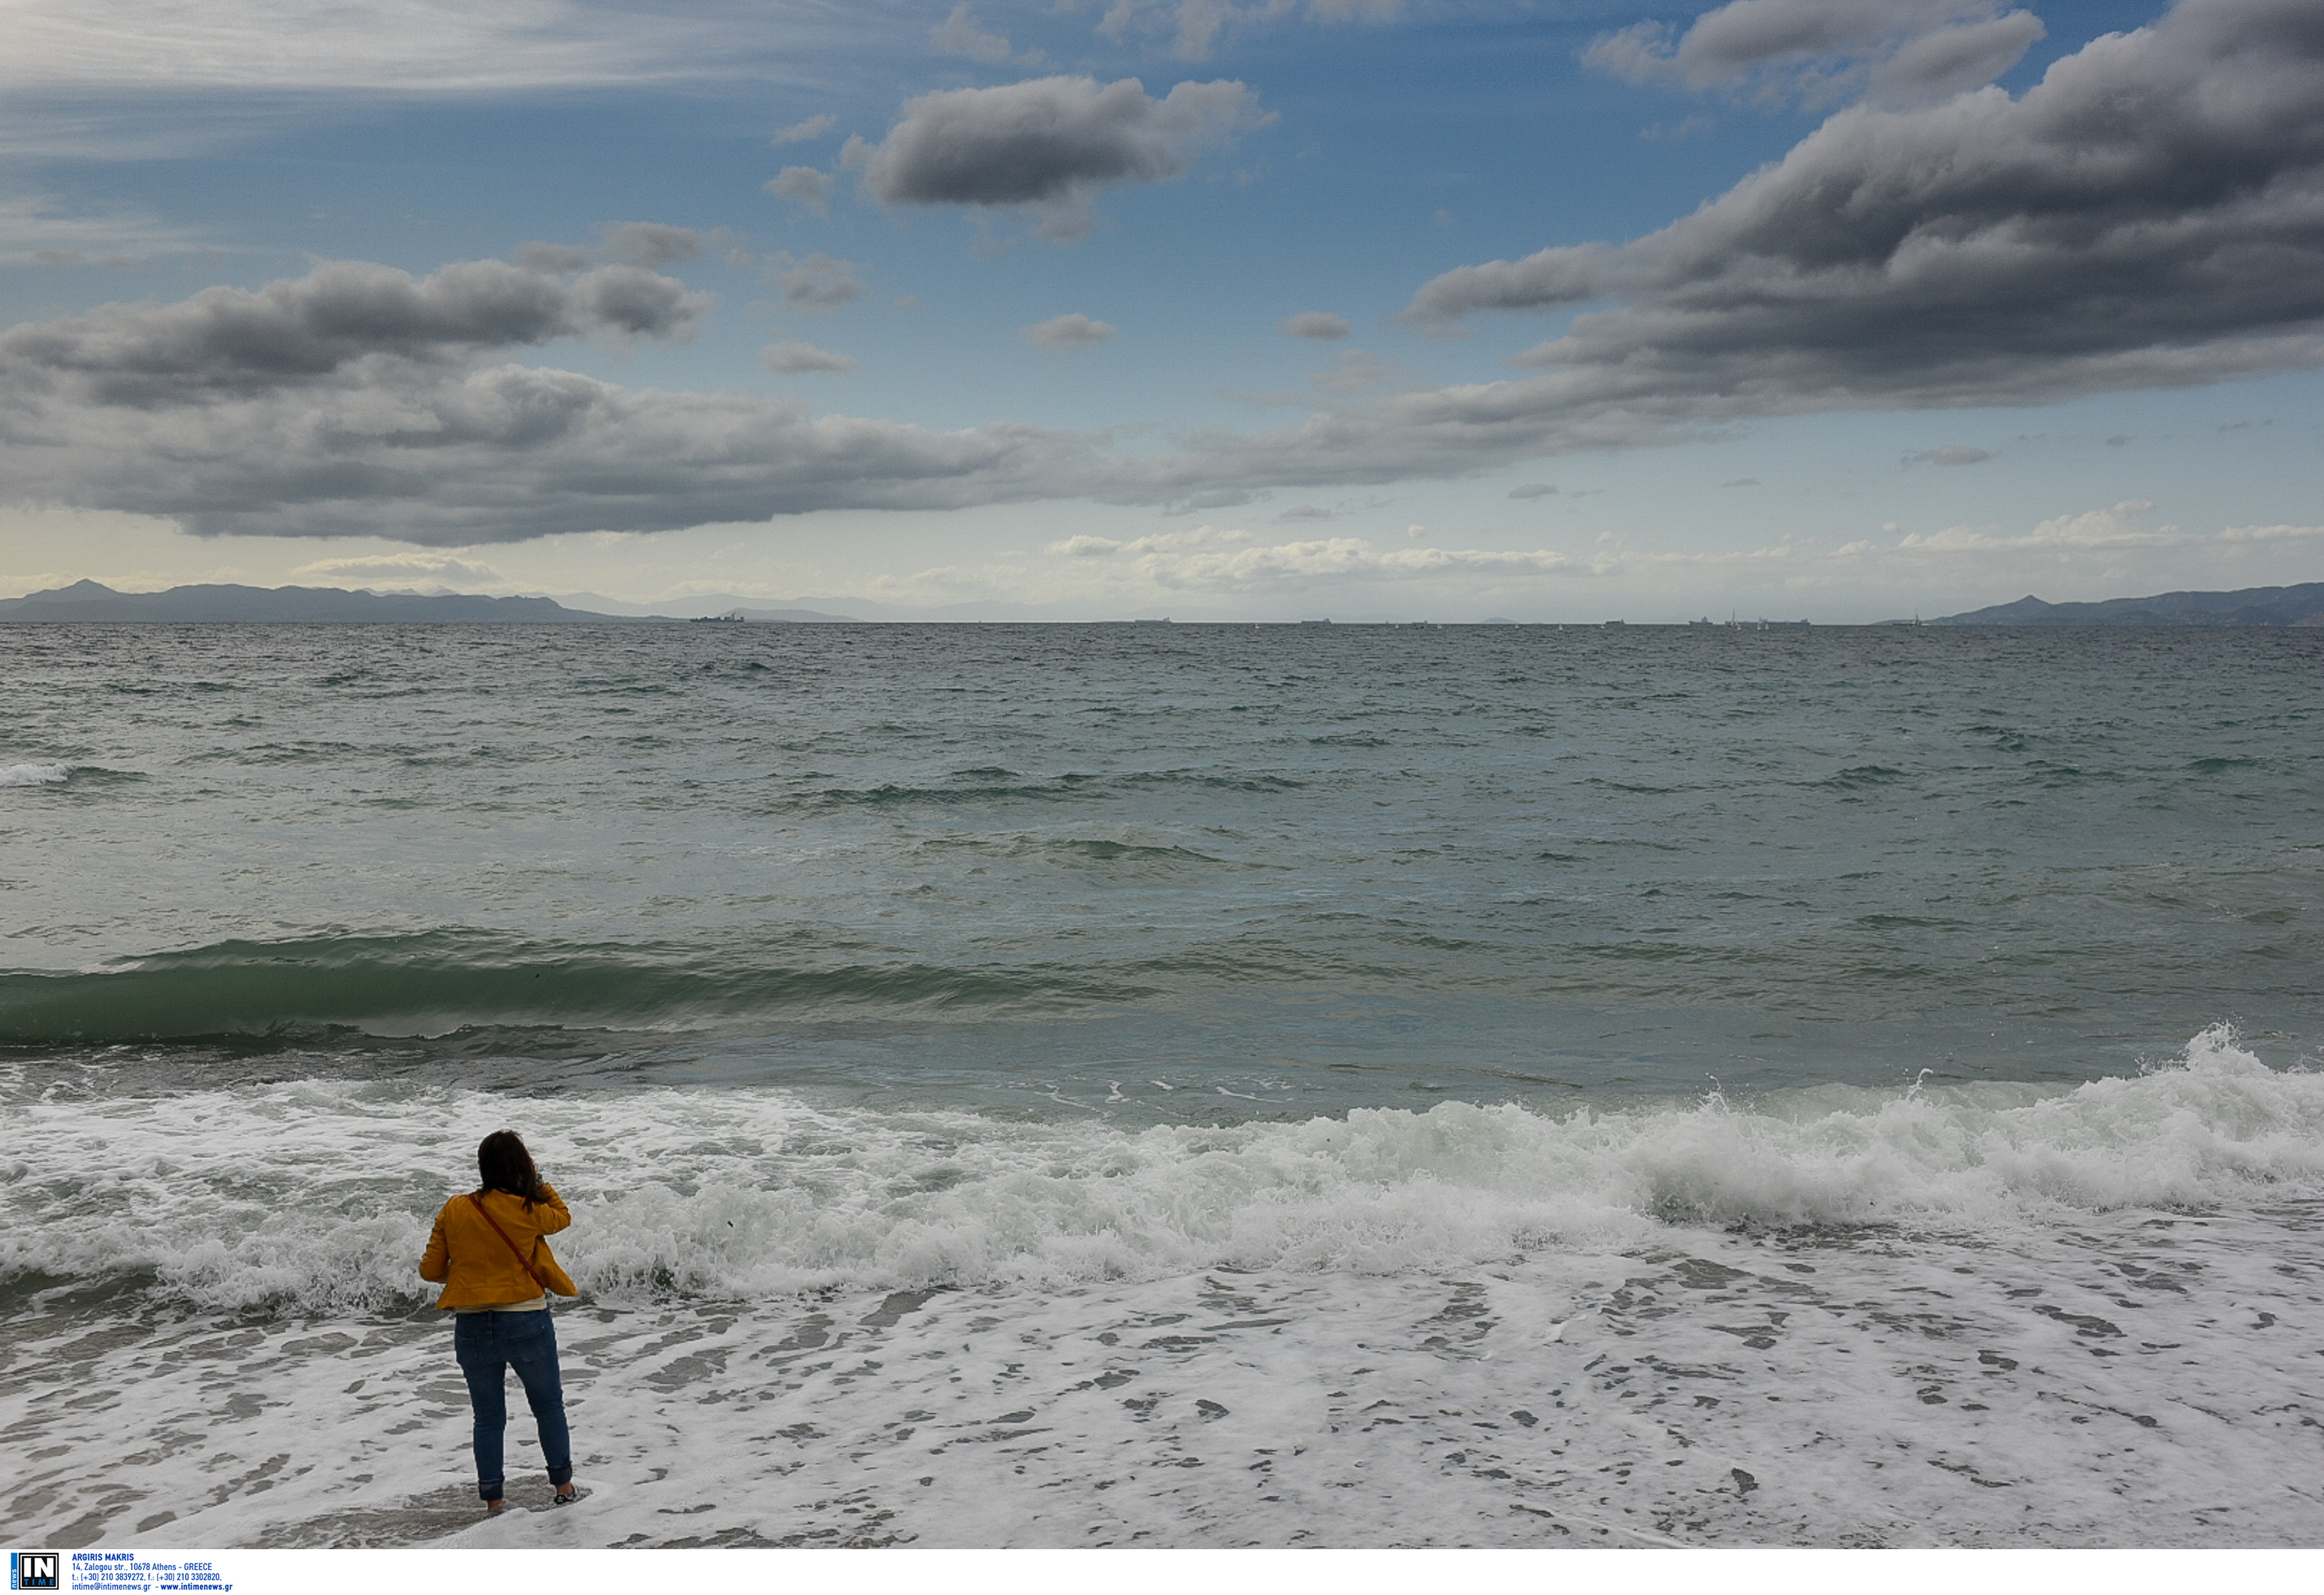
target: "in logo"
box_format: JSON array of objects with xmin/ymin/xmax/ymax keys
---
[{"xmin": 10, "ymin": 1554, "xmax": 59, "ymax": 1592}]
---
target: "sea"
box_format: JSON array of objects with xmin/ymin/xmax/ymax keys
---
[{"xmin": 3, "ymin": 620, "xmax": 2320, "ymax": 1549}]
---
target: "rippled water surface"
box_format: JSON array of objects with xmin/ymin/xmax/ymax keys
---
[{"xmin": 7, "ymin": 622, "xmax": 2323, "ymax": 1107}]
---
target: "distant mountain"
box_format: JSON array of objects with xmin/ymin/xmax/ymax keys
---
[
  {"xmin": 1930, "ymin": 582, "xmax": 2324, "ymax": 627},
  {"xmin": 0, "ymin": 580, "xmax": 861, "ymax": 623},
  {"xmin": 0, "ymin": 579, "xmax": 626, "ymax": 622}
]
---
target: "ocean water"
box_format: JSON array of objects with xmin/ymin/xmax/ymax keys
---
[{"xmin": 3, "ymin": 622, "xmax": 2320, "ymax": 1548}]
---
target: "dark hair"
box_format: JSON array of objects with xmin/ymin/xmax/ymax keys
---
[{"xmin": 476, "ymin": 1130, "xmax": 542, "ymax": 1206}]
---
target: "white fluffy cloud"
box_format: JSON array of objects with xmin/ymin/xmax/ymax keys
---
[{"xmin": 1897, "ymin": 500, "xmax": 2179, "ymax": 552}]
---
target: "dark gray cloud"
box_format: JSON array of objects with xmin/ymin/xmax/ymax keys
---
[
  {"xmin": 1586, "ymin": 0, "xmax": 2046, "ymax": 108},
  {"xmin": 0, "ymin": 360, "xmax": 1109, "ymax": 545},
  {"xmin": 0, "ymin": 258, "xmax": 707, "ymax": 407},
  {"xmin": 1409, "ymin": 0, "xmax": 2324, "ymax": 417},
  {"xmin": 1910, "ymin": 445, "xmax": 1993, "ymax": 465},
  {"xmin": 847, "ymin": 75, "xmax": 1270, "ymax": 235},
  {"xmin": 770, "ymin": 252, "xmax": 864, "ymax": 312},
  {"xmin": 1507, "ymin": 482, "xmax": 1558, "ymax": 499},
  {"xmin": 573, "ymin": 265, "xmax": 708, "ymax": 338},
  {"xmin": 1279, "ymin": 311, "xmax": 1352, "ymax": 340}
]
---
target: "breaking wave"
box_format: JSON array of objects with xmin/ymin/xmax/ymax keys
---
[{"xmin": 4, "ymin": 1026, "xmax": 2316, "ymax": 1316}]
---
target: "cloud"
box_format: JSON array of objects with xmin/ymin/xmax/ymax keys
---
[
  {"xmin": 1279, "ymin": 311, "xmax": 1352, "ymax": 341},
  {"xmin": 1847, "ymin": 507, "xmax": 2324, "ymax": 563},
  {"xmin": 765, "ymin": 166, "xmax": 831, "ymax": 215},
  {"xmin": 847, "ymin": 75, "xmax": 1272, "ymax": 238},
  {"xmin": 1023, "ymin": 312, "xmax": 1116, "ymax": 350},
  {"xmin": 1898, "ymin": 499, "xmax": 2178, "ymax": 552},
  {"xmin": 1403, "ymin": 0, "xmax": 2324, "ymax": 426},
  {"xmin": 573, "ymin": 265, "xmax": 710, "ymax": 340},
  {"xmin": 0, "ymin": 192, "xmax": 203, "ymax": 267},
  {"xmin": 598, "ymin": 222, "xmax": 706, "ymax": 266},
  {"xmin": 762, "ymin": 340, "xmax": 857, "ymax": 373},
  {"xmin": 9, "ymin": 3, "xmax": 2318, "ymax": 558},
  {"xmin": 0, "ymin": 257, "xmax": 707, "ymax": 407},
  {"xmin": 292, "ymin": 549, "xmax": 507, "ymax": 585},
  {"xmin": 515, "ymin": 241, "xmax": 599, "ymax": 274},
  {"xmin": 1507, "ymin": 482, "xmax": 1557, "ymax": 499},
  {"xmin": 0, "ymin": 1, "xmax": 710, "ymax": 100},
  {"xmin": 1309, "ymin": 349, "xmax": 1412, "ymax": 396},
  {"xmin": 1094, "ymin": 0, "xmax": 1405, "ymax": 63},
  {"xmin": 772, "ymin": 113, "xmax": 836, "ymax": 147},
  {"xmin": 1046, "ymin": 524, "xmax": 1596, "ymax": 591},
  {"xmin": 515, "ymin": 224, "xmax": 742, "ymax": 272},
  {"xmin": 932, "ymin": 6, "xmax": 1016, "ymax": 63},
  {"xmin": 2220, "ymin": 522, "xmax": 2324, "ymax": 543},
  {"xmin": 1585, "ymin": 0, "xmax": 2046, "ymax": 109},
  {"xmin": 769, "ymin": 252, "xmax": 863, "ymax": 312},
  {"xmin": 1908, "ymin": 445, "xmax": 1992, "ymax": 466},
  {"xmin": 0, "ymin": 254, "xmax": 1117, "ymax": 544}
]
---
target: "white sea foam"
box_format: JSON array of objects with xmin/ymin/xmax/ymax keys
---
[
  {"xmin": 5, "ymin": 1030, "xmax": 2321, "ymax": 1549},
  {"xmin": 7, "ymin": 1027, "xmax": 2319, "ymax": 1317},
  {"xmin": 0, "ymin": 760, "xmax": 72, "ymax": 786}
]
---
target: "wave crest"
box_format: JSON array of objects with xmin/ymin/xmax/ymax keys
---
[{"xmin": 4, "ymin": 1029, "xmax": 2317, "ymax": 1316}]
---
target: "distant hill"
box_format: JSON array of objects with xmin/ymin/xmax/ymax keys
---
[
  {"xmin": 0, "ymin": 579, "xmax": 624, "ymax": 622},
  {"xmin": 1931, "ymin": 582, "xmax": 2324, "ymax": 627},
  {"xmin": 0, "ymin": 580, "xmax": 853, "ymax": 623}
]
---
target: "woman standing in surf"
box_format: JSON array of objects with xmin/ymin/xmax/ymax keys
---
[{"xmin": 419, "ymin": 1130, "xmax": 582, "ymax": 1511}]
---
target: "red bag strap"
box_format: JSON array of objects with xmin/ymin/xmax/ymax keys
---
[{"xmin": 467, "ymin": 1192, "xmax": 548, "ymax": 1288}]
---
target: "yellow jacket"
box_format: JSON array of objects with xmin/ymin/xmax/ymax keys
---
[{"xmin": 419, "ymin": 1183, "xmax": 579, "ymax": 1308}]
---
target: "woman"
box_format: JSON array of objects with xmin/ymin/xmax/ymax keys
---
[{"xmin": 419, "ymin": 1130, "xmax": 582, "ymax": 1512}]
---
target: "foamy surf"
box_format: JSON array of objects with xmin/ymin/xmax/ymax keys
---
[
  {"xmin": 3, "ymin": 1030, "xmax": 2320, "ymax": 1548},
  {"xmin": 5, "ymin": 1028, "xmax": 2319, "ymax": 1317},
  {"xmin": 0, "ymin": 760, "xmax": 73, "ymax": 786}
]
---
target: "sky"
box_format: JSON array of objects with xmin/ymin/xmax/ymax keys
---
[{"xmin": 1, "ymin": 0, "xmax": 2319, "ymax": 621}]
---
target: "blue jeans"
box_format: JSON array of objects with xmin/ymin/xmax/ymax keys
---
[{"xmin": 453, "ymin": 1309, "xmax": 573, "ymax": 1501}]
